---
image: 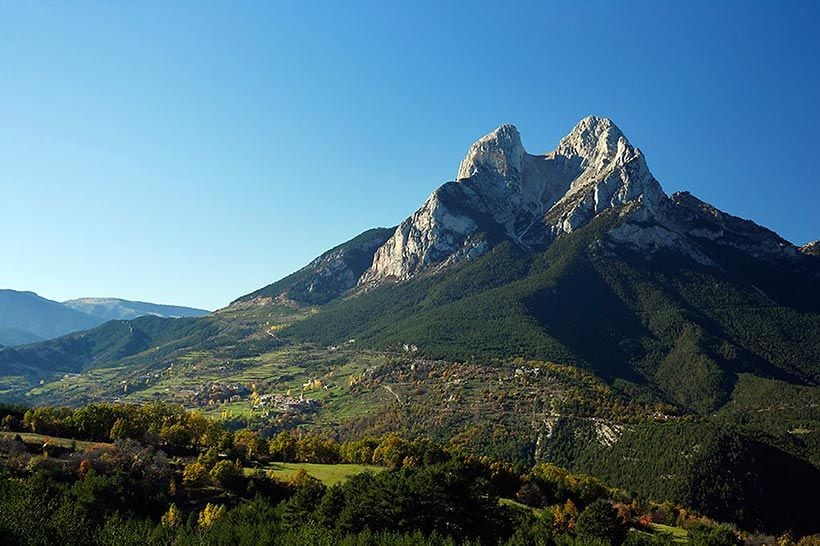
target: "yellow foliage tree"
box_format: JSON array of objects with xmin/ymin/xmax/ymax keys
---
[
  {"xmin": 161, "ymin": 503, "xmax": 183, "ymax": 528},
  {"xmin": 198, "ymin": 503, "xmax": 226, "ymax": 529}
]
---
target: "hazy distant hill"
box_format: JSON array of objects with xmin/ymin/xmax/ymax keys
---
[
  {"xmin": 0, "ymin": 290, "xmax": 208, "ymax": 347},
  {"xmin": 0, "ymin": 326, "xmax": 44, "ymax": 347},
  {"xmin": 0, "ymin": 290, "xmax": 104, "ymax": 346},
  {"xmin": 63, "ymin": 297, "xmax": 209, "ymax": 321}
]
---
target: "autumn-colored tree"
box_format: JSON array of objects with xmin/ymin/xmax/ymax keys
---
[
  {"xmin": 553, "ymin": 499, "xmax": 579, "ymax": 531},
  {"xmin": 371, "ymin": 433, "xmax": 408, "ymax": 469},
  {"xmin": 295, "ymin": 435, "xmax": 340, "ymax": 464},
  {"xmin": 339, "ymin": 438, "xmax": 378, "ymax": 464},
  {"xmin": 288, "ymin": 467, "xmax": 311, "ymax": 487},
  {"xmin": 78, "ymin": 459, "xmax": 92, "ymax": 477},
  {"xmin": 161, "ymin": 503, "xmax": 183, "ymax": 528},
  {"xmin": 269, "ymin": 431, "xmax": 298, "ymax": 462},
  {"xmin": 234, "ymin": 429, "xmax": 268, "ymax": 461},
  {"xmin": 797, "ymin": 535, "xmax": 820, "ymax": 546},
  {"xmin": 198, "ymin": 503, "xmax": 226, "ymax": 529}
]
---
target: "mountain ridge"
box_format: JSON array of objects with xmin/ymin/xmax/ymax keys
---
[
  {"xmin": 229, "ymin": 117, "xmax": 812, "ymax": 308},
  {"xmin": 0, "ymin": 289, "xmax": 209, "ymax": 347},
  {"xmin": 62, "ymin": 297, "xmax": 209, "ymax": 321},
  {"xmin": 0, "ymin": 289, "xmax": 104, "ymax": 346}
]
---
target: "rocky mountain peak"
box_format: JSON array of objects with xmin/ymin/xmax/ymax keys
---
[
  {"xmin": 556, "ymin": 115, "xmax": 627, "ymax": 164},
  {"xmin": 456, "ymin": 123, "xmax": 525, "ymax": 182}
]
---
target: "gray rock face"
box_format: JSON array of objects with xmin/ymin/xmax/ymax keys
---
[
  {"xmin": 663, "ymin": 191, "xmax": 799, "ymax": 260},
  {"xmin": 360, "ymin": 116, "xmax": 668, "ymax": 284},
  {"xmin": 235, "ymin": 227, "xmax": 394, "ymax": 305},
  {"xmin": 546, "ymin": 117, "xmax": 666, "ymax": 235}
]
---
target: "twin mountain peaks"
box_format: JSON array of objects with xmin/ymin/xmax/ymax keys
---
[{"xmin": 241, "ymin": 115, "xmax": 816, "ymax": 307}]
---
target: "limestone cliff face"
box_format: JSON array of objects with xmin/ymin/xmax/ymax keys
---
[
  {"xmin": 545, "ymin": 116, "xmax": 666, "ymax": 235},
  {"xmin": 359, "ymin": 184, "xmax": 487, "ymax": 283}
]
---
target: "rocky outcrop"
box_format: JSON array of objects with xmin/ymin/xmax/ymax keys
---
[
  {"xmin": 664, "ymin": 191, "xmax": 800, "ymax": 260},
  {"xmin": 799, "ymin": 240, "xmax": 820, "ymax": 256},
  {"xmin": 235, "ymin": 228, "xmax": 394, "ymax": 305},
  {"xmin": 545, "ymin": 116, "xmax": 666, "ymax": 235}
]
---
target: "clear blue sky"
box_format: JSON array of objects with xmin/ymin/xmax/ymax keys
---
[{"xmin": 1, "ymin": 1, "xmax": 819, "ymax": 310}]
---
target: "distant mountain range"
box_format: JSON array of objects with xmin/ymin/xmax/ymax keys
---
[
  {"xmin": 0, "ymin": 290, "xmax": 208, "ymax": 347},
  {"xmin": 62, "ymin": 297, "xmax": 209, "ymax": 322}
]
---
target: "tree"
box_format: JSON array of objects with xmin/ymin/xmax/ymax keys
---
[
  {"xmin": 296, "ymin": 435, "xmax": 340, "ymax": 464},
  {"xmin": 688, "ymin": 524, "xmax": 742, "ymax": 546},
  {"xmin": 161, "ymin": 503, "xmax": 183, "ymax": 528},
  {"xmin": 182, "ymin": 461, "xmax": 209, "ymax": 486},
  {"xmin": 209, "ymin": 460, "xmax": 243, "ymax": 489},
  {"xmin": 235, "ymin": 429, "xmax": 268, "ymax": 461},
  {"xmin": 372, "ymin": 433, "xmax": 408, "ymax": 469},
  {"xmin": 283, "ymin": 473, "xmax": 327, "ymax": 527},
  {"xmin": 198, "ymin": 503, "xmax": 226, "ymax": 529},
  {"xmin": 315, "ymin": 484, "xmax": 345, "ymax": 528},
  {"xmin": 270, "ymin": 431, "xmax": 298, "ymax": 462},
  {"xmin": 576, "ymin": 499, "xmax": 627, "ymax": 544}
]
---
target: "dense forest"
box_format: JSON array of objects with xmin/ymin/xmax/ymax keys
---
[{"xmin": 1, "ymin": 402, "xmax": 817, "ymax": 545}]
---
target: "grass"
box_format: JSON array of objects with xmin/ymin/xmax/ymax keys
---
[
  {"xmin": 245, "ymin": 461, "xmax": 384, "ymax": 486},
  {"xmin": 499, "ymin": 497, "xmax": 542, "ymax": 513},
  {"xmin": 651, "ymin": 523, "xmax": 689, "ymax": 542},
  {"xmin": 0, "ymin": 431, "xmax": 110, "ymax": 450}
]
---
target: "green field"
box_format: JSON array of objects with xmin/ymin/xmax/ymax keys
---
[
  {"xmin": 499, "ymin": 497, "xmax": 542, "ymax": 513},
  {"xmin": 651, "ymin": 523, "xmax": 689, "ymax": 542},
  {"xmin": 246, "ymin": 461, "xmax": 384, "ymax": 485},
  {"xmin": 0, "ymin": 432, "xmax": 110, "ymax": 450}
]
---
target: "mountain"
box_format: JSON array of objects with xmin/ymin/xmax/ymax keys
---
[
  {"xmin": 286, "ymin": 116, "xmax": 819, "ymax": 412},
  {"xmin": 0, "ymin": 116, "xmax": 817, "ymax": 534},
  {"xmin": 0, "ymin": 290, "xmax": 105, "ymax": 346},
  {"xmin": 62, "ymin": 297, "xmax": 209, "ymax": 321},
  {"xmin": 802, "ymin": 240, "xmax": 820, "ymax": 256},
  {"xmin": 359, "ymin": 117, "xmax": 804, "ymax": 286},
  {"xmin": 0, "ymin": 326, "xmax": 44, "ymax": 347},
  {"xmin": 0, "ymin": 314, "xmax": 221, "ymax": 376},
  {"xmin": 5, "ymin": 116, "xmax": 817, "ymax": 408},
  {"xmin": 0, "ymin": 290, "xmax": 209, "ymax": 347}
]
